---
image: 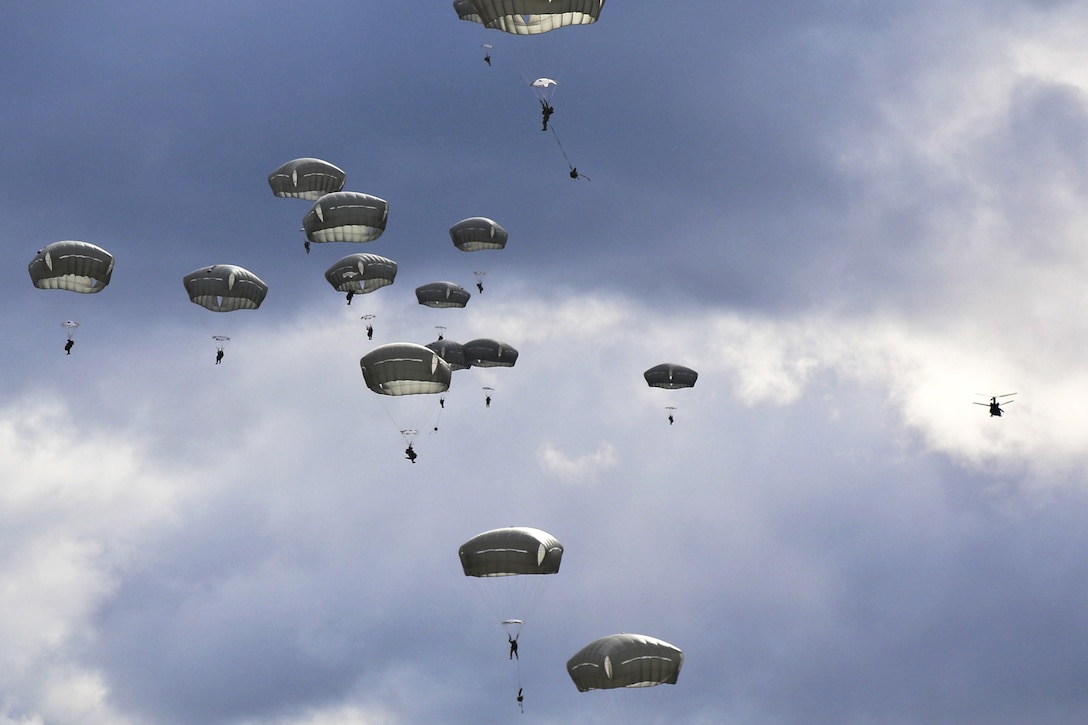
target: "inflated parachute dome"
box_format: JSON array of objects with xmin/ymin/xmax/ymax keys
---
[
  {"xmin": 567, "ymin": 633, "xmax": 683, "ymax": 692},
  {"xmin": 182, "ymin": 264, "xmax": 268, "ymax": 312},
  {"xmin": 459, "ymin": 527, "xmax": 564, "ymax": 577},
  {"xmin": 325, "ymin": 253, "xmax": 398, "ymax": 295},
  {"xmin": 454, "ymin": 0, "xmax": 605, "ymax": 34},
  {"xmin": 643, "ymin": 363, "xmax": 698, "ymax": 389},
  {"xmin": 267, "ymin": 158, "xmax": 346, "ymax": 200},
  {"xmin": 415, "ymin": 281, "xmax": 471, "ymax": 308},
  {"xmin": 449, "ymin": 217, "xmax": 508, "ymax": 251},
  {"xmin": 462, "ymin": 338, "xmax": 518, "ymax": 367},
  {"xmin": 303, "ymin": 191, "xmax": 389, "ymax": 244},
  {"xmin": 359, "ymin": 343, "xmax": 452, "ymax": 396},
  {"xmin": 28, "ymin": 241, "xmax": 115, "ymax": 293},
  {"xmin": 426, "ymin": 339, "xmax": 468, "ymax": 371}
]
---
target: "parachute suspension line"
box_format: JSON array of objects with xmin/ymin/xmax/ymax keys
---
[
  {"xmin": 514, "ymin": 655, "xmax": 523, "ymax": 704},
  {"xmin": 550, "ymin": 125, "xmax": 575, "ymax": 170},
  {"xmin": 375, "ymin": 398, "xmax": 415, "ymax": 448}
]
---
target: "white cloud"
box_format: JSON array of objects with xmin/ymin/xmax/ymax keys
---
[{"xmin": 536, "ymin": 441, "xmax": 618, "ymax": 483}]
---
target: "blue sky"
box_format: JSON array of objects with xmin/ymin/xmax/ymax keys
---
[{"xmin": 5, "ymin": 2, "xmax": 1088, "ymax": 723}]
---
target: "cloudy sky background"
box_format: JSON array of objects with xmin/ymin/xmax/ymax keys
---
[{"xmin": 5, "ymin": 1, "xmax": 1088, "ymax": 723}]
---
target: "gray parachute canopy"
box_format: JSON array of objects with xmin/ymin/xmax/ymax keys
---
[
  {"xmin": 452, "ymin": 0, "xmax": 480, "ymax": 23},
  {"xmin": 267, "ymin": 158, "xmax": 346, "ymax": 200},
  {"xmin": 567, "ymin": 634, "xmax": 684, "ymax": 692},
  {"xmin": 426, "ymin": 339, "xmax": 468, "ymax": 371},
  {"xmin": 360, "ymin": 343, "xmax": 452, "ymax": 396},
  {"xmin": 303, "ymin": 191, "xmax": 389, "ymax": 244},
  {"xmin": 415, "ymin": 281, "xmax": 471, "ymax": 308},
  {"xmin": 325, "ymin": 253, "xmax": 397, "ymax": 295},
  {"xmin": 454, "ymin": 0, "xmax": 605, "ymax": 34},
  {"xmin": 449, "ymin": 217, "xmax": 508, "ymax": 252},
  {"xmin": 643, "ymin": 363, "xmax": 698, "ymax": 389},
  {"xmin": 463, "ymin": 338, "xmax": 518, "ymax": 367},
  {"xmin": 183, "ymin": 264, "xmax": 268, "ymax": 312},
  {"xmin": 459, "ymin": 527, "xmax": 564, "ymax": 577},
  {"xmin": 28, "ymin": 241, "xmax": 115, "ymax": 293}
]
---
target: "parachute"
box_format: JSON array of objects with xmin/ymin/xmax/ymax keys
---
[
  {"xmin": 567, "ymin": 634, "xmax": 684, "ymax": 692},
  {"xmin": 182, "ymin": 265, "xmax": 268, "ymax": 312},
  {"xmin": 29, "ymin": 241, "xmax": 114, "ymax": 294},
  {"xmin": 267, "ymin": 158, "xmax": 346, "ymax": 200},
  {"xmin": 416, "ymin": 281, "xmax": 471, "ymax": 309},
  {"xmin": 460, "ymin": 526, "xmax": 564, "ymax": 658},
  {"xmin": 426, "ymin": 339, "xmax": 468, "ymax": 371},
  {"xmin": 359, "ymin": 343, "xmax": 452, "ymax": 448},
  {"xmin": 531, "ymin": 77, "xmax": 558, "ymax": 103},
  {"xmin": 452, "ymin": 0, "xmax": 481, "ymax": 24},
  {"xmin": 644, "ymin": 364, "xmax": 697, "ymax": 424},
  {"xmin": 449, "ymin": 217, "xmax": 508, "ymax": 252},
  {"xmin": 325, "ymin": 254, "xmax": 397, "ymax": 300},
  {"xmin": 453, "ymin": 0, "xmax": 606, "ymax": 35},
  {"xmin": 643, "ymin": 364, "xmax": 698, "ymax": 390},
  {"xmin": 460, "ymin": 526, "xmax": 564, "ymax": 578},
  {"xmin": 361, "ymin": 313, "xmax": 377, "ymax": 340},
  {"xmin": 463, "ymin": 338, "xmax": 519, "ymax": 367},
  {"xmin": 303, "ymin": 191, "xmax": 389, "ymax": 244},
  {"xmin": 360, "ymin": 343, "xmax": 452, "ymax": 396}
]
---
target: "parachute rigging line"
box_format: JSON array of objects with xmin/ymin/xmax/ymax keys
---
[{"xmin": 550, "ymin": 125, "xmax": 587, "ymax": 179}]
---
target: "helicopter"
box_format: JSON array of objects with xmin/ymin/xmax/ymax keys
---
[{"xmin": 974, "ymin": 393, "xmax": 1016, "ymax": 417}]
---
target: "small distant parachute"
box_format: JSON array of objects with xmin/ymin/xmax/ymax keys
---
[
  {"xmin": 267, "ymin": 158, "xmax": 346, "ymax": 200},
  {"xmin": 531, "ymin": 77, "xmax": 559, "ymax": 103},
  {"xmin": 61, "ymin": 321, "xmax": 79, "ymax": 338},
  {"xmin": 643, "ymin": 364, "xmax": 698, "ymax": 390},
  {"xmin": 450, "ymin": 217, "xmax": 508, "ymax": 252},
  {"xmin": 29, "ymin": 241, "xmax": 115, "ymax": 294},
  {"xmin": 567, "ymin": 634, "xmax": 684, "ymax": 692},
  {"xmin": 303, "ymin": 191, "xmax": 389, "ymax": 244},
  {"xmin": 361, "ymin": 313, "xmax": 377, "ymax": 340},
  {"xmin": 325, "ymin": 253, "xmax": 398, "ymax": 299},
  {"xmin": 453, "ymin": 0, "xmax": 606, "ymax": 35},
  {"xmin": 463, "ymin": 338, "xmax": 518, "ymax": 367},
  {"xmin": 183, "ymin": 265, "xmax": 268, "ymax": 312},
  {"xmin": 427, "ymin": 338, "xmax": 468, "ymax": 371},
  {"xmin": 416, "ymin": 281, "xmax": 471, "ymax": 308}
]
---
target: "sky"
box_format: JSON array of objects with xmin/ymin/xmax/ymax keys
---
[{"xmin": 4, "ymin": 1, "xmax": 1088, "ymax": 723}]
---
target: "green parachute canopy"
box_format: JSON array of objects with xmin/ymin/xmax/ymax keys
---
[
  {"xmin": 426, "ymin": 339, "xmax": 468, "ymax": 371},
  {"xmin": 416, "ymin": 281, "xmax": 471, "ymax": 308},
  {"xmin": 463, "ymin": 338, "xmax": 518, "ymax": 367},
  {"xmin": 567, "ymin": 634, "xmax": 684, "ymax": 692},
  {"xmin": 449, "ymin": 217, "xmax": 508, "ymax": 252},
  {"xmin": 454, "ymin": 0, "xmax": 606, "ymax": 35},
  {"xmin": 267, "ymin": 158, "xmax": 346, "ymax": 200},
  {"xmin": 360, "ymin": 343, "xmax": 452, "ymax": 396},
  {"xmin": 29, "ymin": 241, "xmax": 115, "ymax": 294},
  {"xmin": 643, "ymin": 363, "xmax": 698, "ymax": 389},
  {"xmin": 304, "ymin": 191, "xmax": 389, "ymax": 244},
  {"xmin": 325, "ymin": 253, "xmax": 398, "ymax": 295},
  {"xmin": 183, "ymin": 264, "xmax": 268, "ymax": 312},
  {"xmin": 459, "ymin": 527, "xmax": 564, "ymax": 577}
]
